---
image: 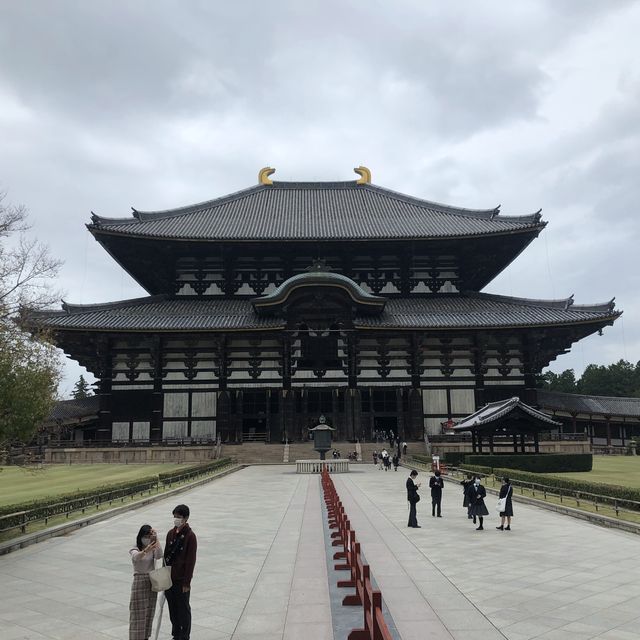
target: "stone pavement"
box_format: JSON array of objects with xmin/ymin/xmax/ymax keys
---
[{"xmin": 0, "ymin": 465, "xmax": 638, "ymax": 639}]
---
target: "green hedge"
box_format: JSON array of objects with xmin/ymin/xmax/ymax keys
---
[
  {"xmin": 442, "ymin": 452, "xmax": 466, "ymax": 466},
  {"xmin": 492, "ymin": 467, "xmax": 640, "ymax": 504},
  {"xmin": 158, "ymin": 458, "xmax": 231, "ymax": 484},
  {"xmin": 456, "ymin": 464, "xmax": 493, "ymax": 477},
  {"xmin": 464, "ymin": 454, "xmax": 592, "ymax": 473}
]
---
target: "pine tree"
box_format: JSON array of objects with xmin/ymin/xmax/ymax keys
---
[{"xmin": 72, "ymin": 375, "xmax": 92, "ymax": 399}]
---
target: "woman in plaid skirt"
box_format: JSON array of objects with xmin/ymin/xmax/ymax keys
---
[{"xmin": 129, "ymin": 525, "xmax": 163, "ymax": 640}]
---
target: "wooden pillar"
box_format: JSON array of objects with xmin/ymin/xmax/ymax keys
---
[
  {"xmin": 571, "ymin": 412, "xmax": 577, "ymax": 434},
  {"xmin": 512, "ymin": 433, "xmax": 518, "ymax": 453},
  {"xmin": 235, "ymin": 390, "xmax": 243, "ymax": 443},
  {"xmin": 265, "ymin": 389, "xmax": 272, "ymax": 443},
  {"xmin": 477, "ymin": 433, "xmax": 483, "ymax": 454},
  {"xmin": 96, "ymin": 336, "xmax": 112, "ymax": 442},
  {"xmin": 396, "ymin": 388, "xmax": 405, "ymax": 442},
  {"xmin": 520, "ymin": 433, "xmax": 525, "ymax": 453},
  {"xmin": 150, "ymin": 336, "xmax": 163, "ymax": 442},
  {"xmin": 534, "ymin": 430, "xmax": 539, "ymax": 454},
  {"xmin": 471, "ymin": 429, "xmax": 477, "ymax": 453},
  {"xmin": 489, "ymin": 433, "xmax": 494, "ymax": 454},
  {"xmin": 332, "ymin": 389, "xmax": 340, "ymax": 439},
  {"xmin": 621, "ymin": 420, "xmax": 626, "ymax": 447},
  {"xmin": 605, "ymin": 417, "xmax": 611, "ymax": 447}
]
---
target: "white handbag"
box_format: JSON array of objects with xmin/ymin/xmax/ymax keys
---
[
  {"xmin": 149, "ymin": 559, "xmax": 172, "ymax": 592},
  {"xmin": 496, "ymin": 486, "xmax": 511, "ymax": 513}
]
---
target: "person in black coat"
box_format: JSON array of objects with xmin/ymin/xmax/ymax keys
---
[
  {"xmin": 406, "ymin": 470, "xmax": 421, "ymax": 528},
  {"xmin": 466, "ymin": 477, "xmax": 489, "ymax": 530},
  {"xmin": 429, "ymin": 470, "xmax": 444, "ymax": 517},
  {"xmin": 496, "ymin": 477, "xmax": 514, "ymax": 531},
  {"xmin": 460, "ymin": 473, "xmax": 473, "ymax": 519}
]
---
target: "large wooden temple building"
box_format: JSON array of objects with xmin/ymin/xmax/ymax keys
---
[{"xmin": 30, "ymin": 167, "xmax": 621, "ymax": 444}]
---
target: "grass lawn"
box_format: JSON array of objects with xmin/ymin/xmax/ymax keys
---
[
  {"xmin": 549, "ymin": 456, "xmax": 640, "ymax": 489},
  {"xmin": 0, "ymin": 464, "xmax": 192, "ymax": 507}
]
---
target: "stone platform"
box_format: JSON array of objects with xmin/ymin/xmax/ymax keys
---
[{"xmin": 0, "ymin": 465, "xmax": 638, "ymax": 639}]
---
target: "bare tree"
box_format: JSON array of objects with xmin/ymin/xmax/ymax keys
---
[{"xmin": 0, "ymin": 191, "xmax": 63, "ymax": 319}]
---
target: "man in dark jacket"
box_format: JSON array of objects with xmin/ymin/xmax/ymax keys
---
[
  {"xmin": 165, "ymin": 504, "xmax": 197, "ymax": 640},
  {"xmin": 406, "ymin": 470, "xmax": 421, "ymax": 528},
  {"xmin": 429, "ymin": 470, "xmax": 444, "ymax": 517}
]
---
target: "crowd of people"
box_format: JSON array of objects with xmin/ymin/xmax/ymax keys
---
[{"xmin": 406, "ymin": 469, "xmax": 514, "ymax": 532}]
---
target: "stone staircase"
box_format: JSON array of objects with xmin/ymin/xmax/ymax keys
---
[{"xmin": 220, "ymin": 440, "xmax": 428, "ymax": 465}]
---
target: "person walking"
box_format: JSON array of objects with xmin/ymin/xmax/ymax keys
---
[
  {"xmin": 496, "ymin": 477, "xmax": 514, "ymax": 531},
  {"xmin": 129, "ymin": 525, "xmax": 163, "ymax": 640},
  {"xmin": 392, "ymin": 453, "xmax": 399, "ymax": 471},
  {"xmin": 467, "ymin": 477, "xmax": 489, "ymax": 530},
  {"xmin": 402, "ymin": 441, "xmax": 408, "ymax": 456},
  {"xmin": 461, "ymin": 473, "xmax": 473, "ymax": 519},
  {"xmin": 406, "ymin": 470, "xmax": 421, "ymax": 528},
  {"xmin": 165, "ymin": 504, "xmax": 197, "ymax": 640},
  {"xmin": 429, "ymin": 469, "xmax": 444, "ymax": 517},
  {"xmin": 372, "ymin": 450, "xmax": 378, "ymax": 465}
]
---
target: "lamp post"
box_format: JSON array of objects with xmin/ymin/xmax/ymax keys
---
[{"xmin": 309, "ymin": 415, "xmax": 335, "ymax": 460}]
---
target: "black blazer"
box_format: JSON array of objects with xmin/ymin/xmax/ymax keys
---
[
  {"xmin": 406, "ymin": 477, "xmax": 419, "ymax": 502},
  {"xmin": 429, "ymin": 475, "xmax": 444, "ymax": 495},
  {"xmin": 466, "ymin": 483, "xmax": 486, "ymax": 503}
]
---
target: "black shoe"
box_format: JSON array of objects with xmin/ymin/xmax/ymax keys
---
[
  {"xmin": 505, "ymin": 526, "xmax": 511, "ymax": 530},
  {"xmin": 476, "ymin": 526, "xmax": 484, "ymax": 530},
  {"xmin": 473, "ymin": 518, "xmax": 476, "ymax": 524},
  {"xmin": 496, "ymin": 525, "xmax": 503, "ymax": 530},
  {"xmin": 437, "ymin": 515, "xmax": 442, "ymax": 518}
]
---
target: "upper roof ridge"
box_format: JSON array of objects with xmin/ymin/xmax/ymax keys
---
[{"xmin": 89, "ymin": 179, "xmax": 545, "ymax": 226}]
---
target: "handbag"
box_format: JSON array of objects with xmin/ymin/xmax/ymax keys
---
[
  {"xmin": 149, "ymin": 558, "xmax": 172, "ymax": 592},
  {"xmin": 496, "ymin": 486, "xmax": 511, "ymax": 513}
]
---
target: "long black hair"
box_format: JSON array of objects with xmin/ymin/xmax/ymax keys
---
[{"xmin": 136, "ymin": 524, "xmax": 152, "ymax": 551}]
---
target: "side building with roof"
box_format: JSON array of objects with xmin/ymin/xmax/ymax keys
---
[{"xmin": 27, "ymin": 167, "xmax": 621, "ymax": 445}]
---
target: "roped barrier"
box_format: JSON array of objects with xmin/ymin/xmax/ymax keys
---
[{"xmin": 321, "ymin": 468, "xmax": 393, "ymax": 640}]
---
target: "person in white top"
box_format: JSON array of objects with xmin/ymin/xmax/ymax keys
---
[{"xmin": 129, "ymin": 524, "xmax": 163, "ymax": 640}]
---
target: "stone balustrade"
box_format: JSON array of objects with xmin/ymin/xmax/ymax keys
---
[{"xmin": 296, "ymin": 459, "xmax": 350, "ymax": 473}]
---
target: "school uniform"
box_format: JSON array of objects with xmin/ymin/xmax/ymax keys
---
[
  {"xmin": 429, "ymin": 475, "xmax": 444, "ymax": 517},
  {"xmin": 466, "ymin": 483, "xmax": 489, "ymax": 518},
  {"xmin": 406, "ymin": 477, "xmax": 420, "ymax": 527},
  {"xmin": 499, "ymin": 482, "xmax": 514, "ymax": 517}
]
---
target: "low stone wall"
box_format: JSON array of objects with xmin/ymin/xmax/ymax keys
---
[
  {"xmin": 44, "ymin": 446, "xmax": 217, "ymax": 464},
  {"xmin": 296, "ymin": 459, "xmax": 349, "ymax": 473},
  {"xmin": 430, "ymin": 439, "xmax": 591, "ymax": 456}
]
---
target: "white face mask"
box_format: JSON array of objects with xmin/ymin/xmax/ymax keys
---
[
  {"xmin": 141, "ymin": 537, "xmax": 151, "ymax": 546},
  {"xmin": 173, "ymin": 517, "xmax": 184, "ymax": 528},
  {"xmin": 475, "ymin": 479, "xmax": 481, "ymax": 485}
]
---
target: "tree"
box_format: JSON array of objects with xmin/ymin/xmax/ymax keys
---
[
  {"xmin": 577, "ymin": 360, "xmax": 640, "ymax": 397},
  {"xmin": 72, "ymin": 374, "xmax": 93, "ymax": 399},
  {"xmin": 0, "ymin": 192, "xmax": 62, "ymax": 446},
  {"xmin": 0, "ymin": 322, "xmax": 60, "ymax": 445},
  {"xmin": 538, "ymin": 369, "xmax": 577, "ymax": 393},
  {"xmin": 0, "ymin": 191, "xmax": 62, "ymax": 319}
]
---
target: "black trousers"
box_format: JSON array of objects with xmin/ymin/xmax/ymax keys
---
[
  {"xmin": 165, "ymin": 583, "xmax": 191, "ymax": 640},
  {"xmin": 408, "ymin": 500, "xmax": 418, "ymax": 527},
  {"xmin": 432, "ymin": 494, "xmax": 442, "ymax": 516}
]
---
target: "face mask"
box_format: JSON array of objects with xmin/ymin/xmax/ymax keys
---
[
  {"xmin": 173, "ymin": 517, "xmax": 184, "ymax": 528},
  {"xmin": 141, "ymin": 537, "xmax": 151, "ymax": 546},
  {"xmin": 475, "ymin": 479, "xmax": 480, "ymax": 485}
]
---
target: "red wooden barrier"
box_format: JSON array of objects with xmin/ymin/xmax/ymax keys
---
[{"xmin": 320, "ymin": 469, "xmax": 393, "ymax": 640}]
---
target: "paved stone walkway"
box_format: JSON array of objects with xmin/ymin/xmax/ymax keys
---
[{"xmin": 0, "ymin": 465, "xmax": 638, "ymax": 639}]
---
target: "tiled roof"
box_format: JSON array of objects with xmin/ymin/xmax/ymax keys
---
[
  {"xmin": 43, "ymin": 396, "xmax": 100, "ymax": 425},
  {"xmin": 89, "ymin": 181, "xmax": 545, "ymax": 241},
  {"xmin": 537, "ymin": 390, "xmax": 640, "ymax": 418},
  {"xmin": 453, "ymin": 397, "xmax": 561, "ymax": 430},
  {"xmin": 28, "ymin": 292, "xmax": 619, "ymax": 332}
]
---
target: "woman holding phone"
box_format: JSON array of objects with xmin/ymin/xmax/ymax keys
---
[{"xmin": 129, "ymin": 524, "xmax": 163, "ymax": 640}]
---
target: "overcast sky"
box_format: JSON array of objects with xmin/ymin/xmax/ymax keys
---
[{"xmin": 1, "ymin": 1, "xmax": 639, "ymax": 397}]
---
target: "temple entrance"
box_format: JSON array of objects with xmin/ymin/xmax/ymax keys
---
[
  {"xmin": 373, "ymin": 416, "xmax": 398, "ymax": 443},
  {"xmin": 242, "ymin": 418, "xmax": 267, "ymax": 442}
]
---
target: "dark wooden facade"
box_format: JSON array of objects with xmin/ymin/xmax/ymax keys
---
[{"xmin": 30, "ymin": 170, "xmax": 621, "ymax": 443}]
